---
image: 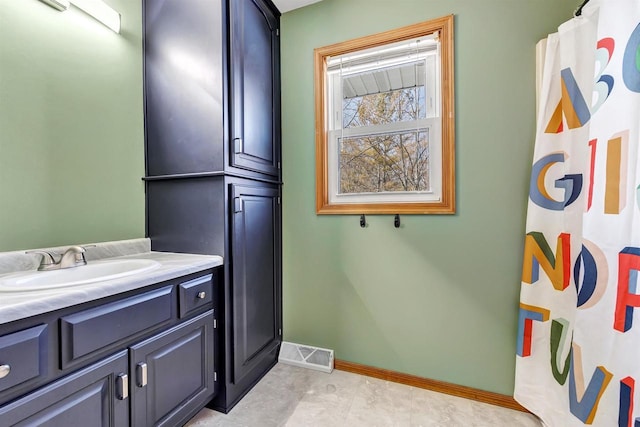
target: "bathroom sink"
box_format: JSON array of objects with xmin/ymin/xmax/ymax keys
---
[{"xmin": 0, "ymin": 259, "xmax": 161, "ymax": 292}]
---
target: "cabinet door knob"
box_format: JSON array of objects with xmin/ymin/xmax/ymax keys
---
[
  {"xmin": 137, "ymin": 362, "xmax": 148, "ymax": 387},
  {"xmin": 197, "ymin": 291, "xmax": 206, "ymax": 299},
  {"xmin": 116, "ymin": 373, "xmax": 128, "ymax": 400},
  {"xmin": 0, "ymin": 364, "xmax": 10, "ymax": 379}
]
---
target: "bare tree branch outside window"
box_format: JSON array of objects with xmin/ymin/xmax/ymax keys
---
[{"xmin": 339, "ymin": 85, "xmax": 430, "ymax": 194}]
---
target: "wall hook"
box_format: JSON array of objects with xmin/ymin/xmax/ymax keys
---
[
  {"xmin": 394, "ymin": 214, "xmax": 401, "ymax": 228},
  {"xmin": 360, "ymin": 214, "xmax": 366, "ymax": 228}
]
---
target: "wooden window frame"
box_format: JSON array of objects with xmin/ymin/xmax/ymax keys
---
[{"xmin": 314, "ymin": 15, "xmax": 455, "ymax": 215}]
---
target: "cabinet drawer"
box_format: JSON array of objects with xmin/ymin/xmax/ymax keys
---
[
  {"xmin": 178, "ymin": 274, "xmax": 213, "ymax": 318},
  {"xmin": 0, "ymin": 325, "xmax": 48, "ymax": 394},
  {"xmin": 60, "ymin": 286, "xmax": 175, "ymax": 369}
]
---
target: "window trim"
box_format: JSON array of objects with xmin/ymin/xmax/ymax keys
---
[{"xmin": 314, "ymin": 15, "xmax": 455, "ymax": 215}]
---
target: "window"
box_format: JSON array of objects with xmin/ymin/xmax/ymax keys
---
[{"xmin": 314, "ymin": 16, "xmax": 455, "ymax": 214}]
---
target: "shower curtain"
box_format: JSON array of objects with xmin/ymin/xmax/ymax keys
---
[{"xmin": 514, "ymin": 0, "xmax": 640, "ymax": 426}]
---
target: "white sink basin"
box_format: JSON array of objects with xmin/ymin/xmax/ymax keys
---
[{"xmin": 0, "ymin": 259, "xmax": 161, "ymax": 292}]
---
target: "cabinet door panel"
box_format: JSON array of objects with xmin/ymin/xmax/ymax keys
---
[
  {"xmin": 0, "ymin": 351, "xmax": 128, "ymax": 427},
  {"xmin": 131, "ymin": 310, "xmax": 214, "ymax": 427},
  {"xmin": 230, "ymin": 0, "xmax": 280, "ymax": 177},
  {"xmin": 230, "ymin": 183, "xmax": 281, "ymax": 384}
]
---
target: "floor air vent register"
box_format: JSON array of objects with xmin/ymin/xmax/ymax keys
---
[{"xmin": 278, "ymin": 342, "xmax": 334, "ymax": 373}]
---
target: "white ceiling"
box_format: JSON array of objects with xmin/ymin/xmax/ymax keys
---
[{"xmin": 272, "ymin": 0, "xmax": 323, "ymax": 13}]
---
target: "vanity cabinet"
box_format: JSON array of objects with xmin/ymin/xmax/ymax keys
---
[
  {"xmin": 0, "ymin": 269, "xmax": 218, "ymax": 426},
  {"xmin": 144, "ymin": 0, "xmax": 282, "ymax": 413}
]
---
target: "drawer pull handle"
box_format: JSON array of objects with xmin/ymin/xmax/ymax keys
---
[
  {"xmin": 234, "ymin": 137, "xmax": 243, "ymax": 154},
  {"xmin": 116, "ymin": 373, "xmax": 128, "ymax": 400},
  {"xmin": 137, "ymin": 362, "xmax": 148, "ymax": 387},
  {"xmin": 197, "ymin": 291, "xmax": 206, "ymax": 299},
  {"xmin": 0, "ymin": 364, "xmax": 10, "ymax": 379}
]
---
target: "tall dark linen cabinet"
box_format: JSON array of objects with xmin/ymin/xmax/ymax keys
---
[{"xmin": 143, "ymin": 0, "xmax": 282, "ymax": 412}]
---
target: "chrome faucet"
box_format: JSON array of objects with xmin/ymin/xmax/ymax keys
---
[
  {"xmin": 59, "ymin": 246, "xmax": 89, "ymax": 269},
  {"xmin": 26, "ymin": 245, "xmax": 95, "ymax": 271}
]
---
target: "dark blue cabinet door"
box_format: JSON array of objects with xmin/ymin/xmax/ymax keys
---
[
  {"xmin": 130, "ymin": 310, "xmax": 215, "ymax": 427},
  {"xmin": 0, "ymin": 351, "xmax": 129, "ymax": 427},
  {"xmin": 229, "ymin": 0, "xmax": 281, "ymax": 177},
  {"xmin": 230, "ymin": 183, "xmax": 281, "ymax": 384}
]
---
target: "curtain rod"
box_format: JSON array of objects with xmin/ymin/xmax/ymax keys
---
[{"xmin": 574, "ymin": 0, "xmax": 590, "ymax": 16}]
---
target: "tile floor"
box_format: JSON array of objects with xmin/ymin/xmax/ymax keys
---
[{"xmin": 185, "ymin": 363, "xmax": 542, "ymax": 427}]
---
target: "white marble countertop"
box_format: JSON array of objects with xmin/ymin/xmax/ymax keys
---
[{"xmin": 0, "ymin": 240, "xmax": 223, "ymax": 325}]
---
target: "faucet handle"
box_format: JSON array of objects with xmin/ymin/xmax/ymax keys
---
[{"xmin": 25, "ymin": 250, "xmax": 59, "ymax": 270}]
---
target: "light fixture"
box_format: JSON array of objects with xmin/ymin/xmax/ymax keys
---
[
  {"xmin": 37, "ymin": 0, "xmax": 121, "ymax": 34},
  {"xmin": 38, "ymin": 0, "xmax": 70, "ymax": 11},
  {"xmin": 70, "ymin": 0, "xmax": 121, "ymax": 33}
]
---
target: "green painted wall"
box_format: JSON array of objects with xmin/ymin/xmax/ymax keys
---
[
  {"xmin": 0, "ymin": 0, "xmax": 144, "ymax": 251},
  {"xmin": 281, "ymin": 0, "xmax": 576, "ymax": 395}
]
